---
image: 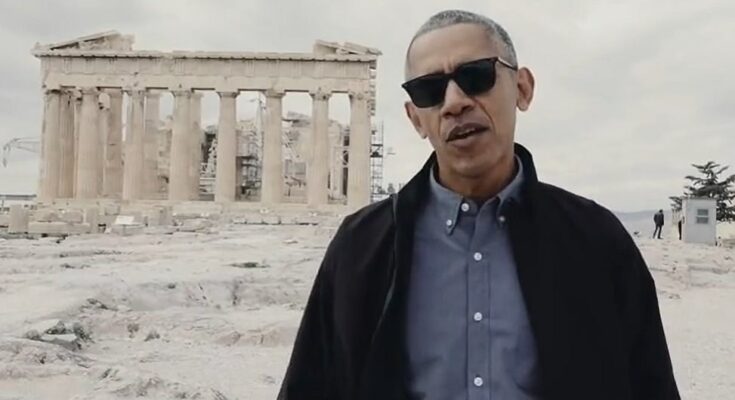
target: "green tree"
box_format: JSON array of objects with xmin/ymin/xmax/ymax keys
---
[
  {"xmin": 676, "ymin": 161, "xmax": 735, "ymax": 222},
  {"xmin": 669, "ymin": 196, "xmax": 682, "ymax": 212}
]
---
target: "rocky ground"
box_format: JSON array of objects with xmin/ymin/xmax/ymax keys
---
[{"xmin": 0, "ymin": 223, "xmax": 733, "ymax": 399}]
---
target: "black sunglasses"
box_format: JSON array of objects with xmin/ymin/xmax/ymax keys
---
[{"xmin": 402, "ymin": 57, "xmax": 518, "ymax": 108}]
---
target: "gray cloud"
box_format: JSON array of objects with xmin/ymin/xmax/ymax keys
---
[{"xmin": 0, "ymin": 0, "xmax": 733, "ymax": 211}]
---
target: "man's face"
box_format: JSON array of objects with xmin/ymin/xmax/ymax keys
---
[{"xmin": 404, "ymin": 23, "xmax": 535, "ymax": 180}]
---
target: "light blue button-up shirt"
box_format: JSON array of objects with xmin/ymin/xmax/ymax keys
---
[{"xmin": 406, "ymin": 157, "xmax": 542, "ymax": 399}]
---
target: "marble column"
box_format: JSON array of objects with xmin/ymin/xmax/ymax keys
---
[
  {"xmin": 72, "ymin": 90, "xmax": 82, "ymax": 196},
  {"xmin": 215, "ymin": 91, "xmax": 238, "ymax": 202},
  {"xmin": 307, "ymin": 90, "xmax": 331, "ymax": 207},
  {"xmin": 122, "ymin": 89, "xmax": 146, "ymax": 200},
  {"xmin": 169, "ymin": 89, "xmax": 192, "ymax": 201},
  {"xmin": 188, "ymin": 92, "xmax": 203, "ymax": 199},
  {"xmin": 75, "ymin": 88, "xmax": 101, "ymax": 199},
  {"xmin": 96, "ymin": 95, "xmax": 109, "ymax": 195},
  {"xmin": 58, "ymin": 91, "xmax": 75, "ymax": 198},
  {"xmin": 144, "ymin": 92, "xmax": 161, "ymax": 198},
  {"xmin": 8, "ymin": 205, "xmax": 29, "ymax": 234},
  {"xmin": 348, "ymin": 91, "xmax": 372, "ymax": 208},
  {"xmin": 329, "ymin": 129, "xmax": 346, "ymax": 200},
  {"xmin": 38, "ymin": 88, "xmax": 61, "ymax": 202},
  {"xmin": 261, "ymin": 90, "xmax": 285, "ymax": 204},
  {"xmin": 103, "ymin": 89, "xmax": 123, "ymax": 198}
]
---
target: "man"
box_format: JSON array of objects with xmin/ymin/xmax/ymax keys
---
[
  {"xmin": 279, "ymin": 10, "xmax": 679, "ymax": 400},
  {"xmin": 654, "ymin": 209, "xmax": 665, "ymax": 239},
  {"xmin": 678, "ymin": 215, "xmax": 684, "ymax": 240}
]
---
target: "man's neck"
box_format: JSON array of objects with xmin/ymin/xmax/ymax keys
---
[{"xmin": 437, "ymin": 156, "xmax": 517, "ymax": 204}]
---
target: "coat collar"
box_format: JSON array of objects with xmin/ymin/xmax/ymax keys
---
[{"xmin": 396, "ymin": 142, "xmax": 540, "ymax": 220}]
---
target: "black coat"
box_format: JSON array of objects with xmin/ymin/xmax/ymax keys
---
[
  {"xmin": 279, "ymin": 144, "xmax": 680, "ymax": 400},
  {"xmin": 655, "ymin": 212, "xmax": 665, "ymax": 227}
]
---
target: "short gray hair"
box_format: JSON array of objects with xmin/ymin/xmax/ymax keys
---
[{"xmin": 405, "ymin": 10, "xmax": 518, "ymax": 79}]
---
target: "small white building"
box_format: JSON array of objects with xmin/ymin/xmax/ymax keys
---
[{"xmin": 682, "ymin": 197, "xmax": 717, "ymax": 245}]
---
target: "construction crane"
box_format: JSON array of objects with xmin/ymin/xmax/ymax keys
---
[{"xmin": 2, "ymin": 137, "xmax": 40, "ymax": 167}]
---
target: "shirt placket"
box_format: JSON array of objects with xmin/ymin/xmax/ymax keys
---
[{"xmin": 466, "ymin": 201, "xmax": 491, "ymax": 400}]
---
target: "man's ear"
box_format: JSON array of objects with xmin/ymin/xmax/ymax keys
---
[
  {"xmin": 516, "ymin": 67, "xmax": 535, "ymax": 112},
  {"xmin": 405, "ymin": 101, "xmax": 428, "ymax": 139}
]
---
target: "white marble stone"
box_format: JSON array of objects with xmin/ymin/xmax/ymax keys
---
[
  {"xmin": 122, "ymin": 89, "xmax": 146, "ymax": 200},
  {"xmin": 75, "ymin": 88, "xmax": 101, "ymax": 199},
  {"xmin": 215, "ymin": 91, "xmax": 238, "ymax": 203},
  {"xmin": 261, "ymin": 90, "xmax": 285, "ymax": 204}
]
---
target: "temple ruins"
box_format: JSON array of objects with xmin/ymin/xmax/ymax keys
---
[
  {"xmin": 32, "ymin": 31, "xmax": 379, "ymax": 209},
  {"xmin": 0, "ymin": 31, "xmax": 382, "ymax": 235}
]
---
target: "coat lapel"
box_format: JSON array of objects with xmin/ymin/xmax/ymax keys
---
[
  {"xmin": 358, "ymin": 154, "xmax": 433, "ymax": 399},
  {"xmin": 509, "ymin": 144, "xmax": 569, "ymax": 395}
]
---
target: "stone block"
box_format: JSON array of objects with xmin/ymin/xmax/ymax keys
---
[
  {"xmin": 40, "ymin": 333, "xmax": 81, "ymax": 351},
  {"xmin": 294, "ymin": 216, "xmax": 320, "ymax": 225},
  {"xmin": 142, "ymin": 207, "xmax": 172, "ymax": 227},
  {"xmin": 103, "ymin": 203, "xmax": 121, "ymax": 216},
  {"xmin": 280, "ymin": 216, "xmax": 299, "ymax": 225},
  {"xmin": 28, "ymin": 222, "xmax": 92, "ymax": 235},
  {"xmin": 159, "ymin": 206, "xmax": 173, "ymax": 226},
  {"xmin": 114, "ymin": 212, "xmax": 147, "ymax": 225},
  {"xmin": 110, "ymin": 223, "xmax": 144, "ymax": 235},
  {"xmin": 172, "ymin": 202, "xmax": 223, "ymax": 217},
  {"xmin": 0, "ymin": 214, "xmax": 9, "ymax": 227},
  {"xmin": 241, "ymin": 213, "xmax": 264, "ymax": 225},
  {"xmin": 8, "ymin": 205, "xmax": 30, "ymax": 234},
  {"xmin": 100, "ymin": 215, "xmax": 117, "ymax": 227},
  {"xmin": 24, "ymin": 319, "xmax": 64, "ymax": 336},
  {"xmin": 262, "ymin": 215, "xmax": 282, "ymax": 225},
  {"xmin": 85, "ymin": 207, "xmax": 100, "ymax": 233},
  {"xmin": 178, "ymin": 218, "xmax": 212, "ymax": 232},
  {"xmin": 60, "ymin": 210, "xmax": 84, "ymax": 224},
  {"xmin": 34, "ymin": 209, "xmax": 59, "ymax": 223}
]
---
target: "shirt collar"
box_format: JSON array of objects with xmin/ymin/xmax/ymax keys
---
[{"xmin": 428, "ymin": 156, "xmax": 525, "ymax": 234}]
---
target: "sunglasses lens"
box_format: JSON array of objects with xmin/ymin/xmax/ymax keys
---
[
  {"xmin": 404, "ymin": 75, "xmax": 448, "ymax": 108},
  {"xmin": 454, "ymin": 60, "xmax": 496, "ymax": 96},
  {"xmin": 402, "ymin": 59, "xmax": 500, "ymax": 108}
]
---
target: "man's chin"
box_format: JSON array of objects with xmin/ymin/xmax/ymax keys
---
[{"xmin": 446, "ymin": 159, "xmax": 495, "ymax": 179}]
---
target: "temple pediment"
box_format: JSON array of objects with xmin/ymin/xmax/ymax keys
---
[{"xmin": 34, "ymin": 31, "xmax": 134, "ymax": 52}]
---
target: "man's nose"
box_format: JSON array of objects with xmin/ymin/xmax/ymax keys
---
[{"xmin": 441, "ymin": 80, "xmax": 474, "ymax": 117}]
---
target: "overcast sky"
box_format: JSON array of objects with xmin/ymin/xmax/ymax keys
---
[{"xmin": 1, "ymin": 0, "xmax": 733, "ymax": 211}]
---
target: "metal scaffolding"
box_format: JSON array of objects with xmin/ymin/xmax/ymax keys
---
[{"xmin": 370, "ymin": 121, "xmax": 387, "ymax": 203}]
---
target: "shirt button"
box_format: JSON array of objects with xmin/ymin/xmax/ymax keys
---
[
  {"xmin": 446, "ymin": 219, "xmax": 453, "ymax": 227},
  {"xmin": 474, "ymin": 376, "xmax": 484, "ymax": 387},
  {"xmin": 461, "ymin": 203, "xmax": 470, "ymax": 212},
  {"xmin": 473, "ymin": 312, "xmax": 483, "ymax": 322},
  {"xmin": 473, "ymin": 252, "xmax": 482, "ymax": 261},
  {"xmin": 498, "ymin": 215, "xmax": 507, "ymax": 224}
]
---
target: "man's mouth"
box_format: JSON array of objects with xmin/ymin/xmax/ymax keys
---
[{"xmin": 446, "ymin": 123, "xmax": 488, "ymax": 143}]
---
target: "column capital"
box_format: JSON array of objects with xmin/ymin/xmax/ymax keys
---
[
  {"xmin": 217, "ymin": 90, "xmax": 238, "ymax": 98},
  {"xmin": 43, "ymin": 88, "xmax": 62, "ymax": 96},
  {"xmin": 79, "ymin": 87, "xmax": 99, "ymax": 96},
  {"xmin": 191, "ymin": 91, "xmax": 204, "ymax": 100},
  {"xmin": 69, "ymin": 88, "xmax": 83, "ymax": 100},
  {"xmin": 123, "ymin": 88, "xmax": 146, "ymax": 98},
  {"xmin": 310, "ymin": 89, "xmax": 331, "ymax": 101},
  {"xmin": 170, "ymin": 88, "xmax": 192, "ymax": 98},
  {"xmin": 103, "ymin": 88, "xmax": 123, "ymax": 98},
  {"xmin": 42, "ymin": 83, "xmax": 61, "ymax": 91},
  {"xmin": 264, "ymin": 89, "xmax": 286, "ymax": 99},
  {"xmin": 348, "ymin": 90, "xmax": 368, "ymax": 101},
  {"xmin": 145, "ymin": 90, "xmax": 162, "ymax": 99}
]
